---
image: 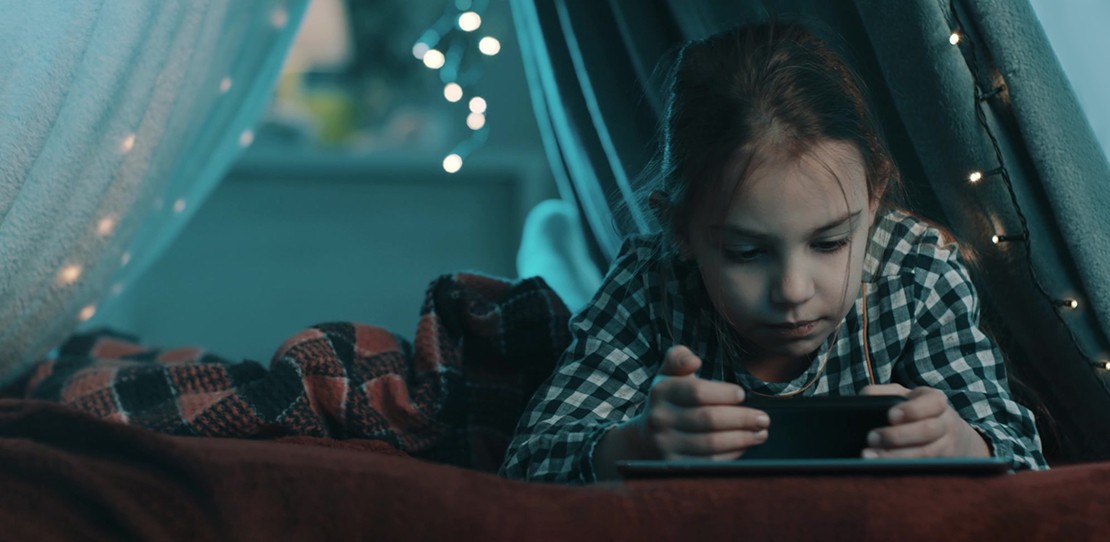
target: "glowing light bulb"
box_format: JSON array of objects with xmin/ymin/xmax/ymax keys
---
[
  {"xmin": 412, "ymin": 42, "xmax": 430, "ymax": 60},
  {"xmin": 239, "ymin": 129, "xmax": 254, "ymax": 148},
  {"xmin": 968, "ymin": 171, "xmax": 983, "ymax": 183},
  {"xmin": 467, "ymin": 112, "xmax": 486, "ymax": 130},
  {"xmin": 1100, "ymin": 360, "xmax": 1110, "ymax": 370},
  {"xmin": 991, "ymin": 235, "xmax": 1000, "ymax": 244},
  {"xmin": 220, "ymin": 77, "xmax": 233, "ymax": 94},
  {"xmin": 458, "ymin": 12, "xmax": 481, "ymax": 32},
  {"xmin": 271, "ymin": 7, "xmax": 289, "ymax": 29},
  {"xmin": 120, "ymin": 134, "xmax": 136, "ymax": 153},
  {"xmin": 79, "ymin": 305, "xmax": 97, "ymax": 322},
  {"xmin": 444, "ymin": 83, "xmax": 463, "ymax": 102},
  {"xmin": 443, "ymin": 154, "xmax": 463, "ymax": 173},
  {"xmin": 96, "ymin": 216, "xmax": 117, "ymax": 237},
  {"xmin": 58, "ymin": 265, "xmax": 82, "ymax": 285},
  {"xmin": 1058, "ymin": 299, "xmax": 1079, "ymax": 309},
  {"xmin": 479, "ymin": 37, "xmax": 501, "ymax": 56},
  {"xmin": 468, "ymin": 96, "xmax": 487, "ymax": 114},
  {"xmin": 949, "ymin": 32, "xmax": 961, "ymax": 45},
  {"xmin": 173, "ymin": 199, "xmax": 186, "ymax": 213},
  {"xmin": 422, "ymin": 49, "xmax": 446, "ymax": 69}
]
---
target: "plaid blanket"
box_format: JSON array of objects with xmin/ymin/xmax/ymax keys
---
[{"xmin": 22, "ymin": 273, "xmax": 571, "ymax": 472}]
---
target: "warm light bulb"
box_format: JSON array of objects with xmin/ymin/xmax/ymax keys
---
[
  {"xmin": 968, "ymin": 171, "xmax": 983, "ymax": 183},
  {"xmin": 443, "ymin": 154, "xmax": 463, "ymax": 173},
  {"xmin": 468, "ymin": 96, "xmax": 487, "ymax": 114},
  {"xmin": 271, "ymin": 7, "xmax": 289, "ymax": 28},
  {"xmin": 458, "ymin": 11, "xmax": 481, "ymax": 32},
  {"xmin": 79, "ymin": 305, "xmax": 97, "ymax": 322},
  {"xmin": 120, "ymin": 134, "xmax": 136, "ymax": 153},
  {"xmin": 96, "ymin": 216, "xmax": 117, "ymax": 237},
  {"xmin": 1098, "ymin": 360, "xmax": 1110, "ymax": 371},
  {"xmin": 479, "ymin": 36, "xmax": 501, "ymax": 56},
  {"xmin": 991, "ymin": 235, "xmax": 1000, "ymax": 244},
  {"xmin": 173, "ymin": 199, "xmax": 186, "ymax": 213},
  {"xmin": 412, "ymin": 42, "xmax": 430, "ymax": 60},
  {"xmin": 219, "ymin": 77, "xmax": 233, "ymax": 94},
  {"xmin": 422, "ymin": 49, "xmax": 446, "ymax": 69},
  {"xmin": 1058, "ymin": 299, "xmax": 1079, "ymax": 310},
  {"xmin": 58, "ymin": 265, "xmax": 82, "ymax": 285},
  {"xmin": 467, "ymin": 112, "xmax": 486, "ymax": 130},
  {"xmin": 444, "ymin": 83, "xmax": 463, "ymax": 102},
  {"xmin": 949, "ymin": 32, "xmax": 961, "ymax": 45},
  {"xmin": 239, "ymin": 129, "xmax": 254, "ymax": 148}
]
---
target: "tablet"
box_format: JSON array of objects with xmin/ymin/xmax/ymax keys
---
[{"xmin": 616, "ymin": 457, "xmax": 1012, "ymax": 478}]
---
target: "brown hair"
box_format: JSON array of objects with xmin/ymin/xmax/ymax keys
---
[{"xmin": 637, "ymin": 20, "xmax": 903, "ymax": 242}]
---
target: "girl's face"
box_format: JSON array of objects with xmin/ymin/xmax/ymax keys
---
[{"xmin": 686, "ymin": 139, "xmax": 877, "ymax": 366}]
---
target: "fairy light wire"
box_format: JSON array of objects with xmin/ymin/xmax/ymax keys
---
[{"xmin": 944, "ymin": 0, "xmax": 1102, "ymax": 364}]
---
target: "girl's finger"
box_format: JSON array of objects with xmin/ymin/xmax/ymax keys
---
[
  {"xmin": 660, "ymin": 345, "xmax": 703, "ymax": 377},
  {"xmin": 892, "ymin": 387, "xmax": 949, "ymax": 423},
  {"xmin": 867, "ymin": 417, "xmax": 946, "ymax": 449},
  {"xmin": 657, "ymin": 377, "xmax": 746, "ymax": 407},
  {"xmin": 860, "ymin": 383, "xmax": 910, "ymax": 397},
  {"xmin": 861, "ymin": 437, "xmax": 947, "ymax": 459},
  {"xmin": 670, "ymin": 405, "xmax": 770, "ymax": 433},
  {"xmin": 664, "ymin": 428, "xmax": 770, "ymax": 457}
]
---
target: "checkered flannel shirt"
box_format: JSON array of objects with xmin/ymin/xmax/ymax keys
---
[{"xmin": 499, "ymin": 209, "xmax": 1048, "ymax": 483}]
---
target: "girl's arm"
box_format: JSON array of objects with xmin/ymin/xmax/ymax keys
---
[
  {"xmin": 498, "ymin": 240, "xmax": 662, "ymax": 483},
  {"xmin": 891, "ymin": 243, "xmax": 1048, "ymax": 470}
]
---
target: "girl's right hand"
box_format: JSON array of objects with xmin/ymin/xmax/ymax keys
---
[{"xmin": 631, "ymin": 345, "xmax": 771, "ymax": 460}]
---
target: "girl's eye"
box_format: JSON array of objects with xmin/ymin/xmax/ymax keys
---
[
  {"xmin": 813, "ymin": 239, "xmax": 850, "ymax": 253},
  {"xmin": 722, "ymin": 248, "xmax": 762, "ymax": 262}
]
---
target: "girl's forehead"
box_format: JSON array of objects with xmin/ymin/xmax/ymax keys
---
[{"xmin": 716, "ymin": 140, "xmax": 869, "ymax": 230}]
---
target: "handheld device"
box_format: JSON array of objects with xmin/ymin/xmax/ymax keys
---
[{"xmin": 737, "ymin": 394, "xmax": 905, "ymax": 460}]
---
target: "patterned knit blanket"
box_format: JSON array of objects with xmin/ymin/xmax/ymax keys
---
[{"xmin": 22, "ymin": 273, "xmax": 571, "ymax": 472}]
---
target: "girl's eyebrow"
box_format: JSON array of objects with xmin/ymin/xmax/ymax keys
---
[{"xmin": 715, "ymin": 210, "xmax": 863, "ymax": 239}]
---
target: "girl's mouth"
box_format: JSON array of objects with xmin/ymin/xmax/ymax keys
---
[{"xmin": 763, "ymin": 319, "xmax": 821, "ymax": 339}]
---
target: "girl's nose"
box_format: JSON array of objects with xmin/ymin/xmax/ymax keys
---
[{"xmin": 770, "ymin": 261, "xmax": 816, "ymax": 306}]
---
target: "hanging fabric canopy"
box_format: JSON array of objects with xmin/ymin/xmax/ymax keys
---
[
  {"xmin": 510, "ymin": 0, "xmax": 1110, "ymax": 462},
  {"xmin": 0, "ymin": 0, "xmax": 309, "ymax": 384}
]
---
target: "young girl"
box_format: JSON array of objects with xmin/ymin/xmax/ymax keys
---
[{"xmin": 500, "ymin": 21, "xmax": 1047, "ymax": 483}]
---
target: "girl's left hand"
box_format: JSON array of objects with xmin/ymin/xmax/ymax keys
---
[{"xmin": 859, "ymin": 384, "xmax": 991, "ymax": 459}]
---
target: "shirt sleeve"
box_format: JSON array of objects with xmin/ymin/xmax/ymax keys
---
[
  {"xmin": 499, "ymin": 240, "xmax": 663, "ymax": 483},
  {"xmin": 895, "ymin": 242, "xmax": 1048, "ymax": 470}
]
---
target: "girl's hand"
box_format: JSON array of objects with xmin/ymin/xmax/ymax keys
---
[
  {"xmin": 860, "ymin": 384, "xmax": 991, "ymax": 459},
  {"xmin": 630, "ymin": 345, "xmax": 770, "ymax": 460}
]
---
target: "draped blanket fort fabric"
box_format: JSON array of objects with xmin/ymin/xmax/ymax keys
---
[
  {"xmin": 0, "ymin": 0, "xmax": 308, "ymax": 384},
  {"xmin": 510, "ymin": 0, "xmax": 1110, "ymax": 460}
]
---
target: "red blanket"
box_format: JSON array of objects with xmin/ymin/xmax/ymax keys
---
[
  {"xmin": 20, "ymin": 272, "xmax": 570, "ymax": 472},
  {"xmin": 2, "ymin": 399, "xmax": 1108, "ymax": 541}
]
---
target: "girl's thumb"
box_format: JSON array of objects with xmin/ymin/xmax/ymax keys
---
[{"xmin": 661, "ymin": 345, "xmax": 702, "ymax": 377}]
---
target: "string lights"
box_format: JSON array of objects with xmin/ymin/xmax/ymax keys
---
[
  {"xmin": 412, "ymin": 0, "xmax": 498, "ymax": 173},
  {"xmin": 945, "ymin": 2, "xmax": 1107, "ymax": 371},
  {"xmin": 967, "ymin": 167, "xmax": 1002, "ymax": 184}
]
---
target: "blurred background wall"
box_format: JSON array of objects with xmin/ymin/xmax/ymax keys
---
[{"xmin": 92, "ymin": 0, "xmax": 556, "ymax": 363}]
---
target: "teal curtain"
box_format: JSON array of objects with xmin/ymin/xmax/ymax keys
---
[{"xmin": 0, "ymin": 0, "xmax": 309, "ymax": 383}]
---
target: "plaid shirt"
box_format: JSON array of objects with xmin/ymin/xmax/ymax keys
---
[{"xmin": 500, "ymin": 209, "xmax": 1047, "ymax": 483}]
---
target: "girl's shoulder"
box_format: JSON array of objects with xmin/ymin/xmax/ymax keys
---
[
  {"xmin": 607, "ymin": 232, "xmax": 670, "ymax": 277},
  {"xmin": 864, "ymin": 208, "xmax": 962, "ymax": 282}
]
